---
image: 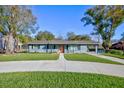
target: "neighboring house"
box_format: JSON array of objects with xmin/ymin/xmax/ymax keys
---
[
  {"xmin": 27, "ymin": 40, "xmax": 100, "ymax": 53},
  {"xmin": 111, "ymin": 41, "xmax": 124, "ymax": 51}
]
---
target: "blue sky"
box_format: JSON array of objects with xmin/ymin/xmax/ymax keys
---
[{"xmin": 31, "ymin": 5, "xmax": 124, "ymax": 40}]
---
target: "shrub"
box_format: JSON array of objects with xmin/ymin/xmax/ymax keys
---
[{"xmin": 108, "ymin": 49, "xmax": 123, "ymax": 55}]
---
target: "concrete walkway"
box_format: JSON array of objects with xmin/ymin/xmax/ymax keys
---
[
  {"xmin": 0, "ymin": 53, "xmax": 124, "ymax": 77},
  {"xmin": 86, "ymin": 52, "xmax": 124, "ymax": 64}
]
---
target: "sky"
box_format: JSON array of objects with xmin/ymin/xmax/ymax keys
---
[{"xmin": 31, "ymin": 5, "xmax": 124, "ymax": 40}]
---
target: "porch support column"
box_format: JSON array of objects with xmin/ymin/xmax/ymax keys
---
[
  {"xmin": 95, "ymin": 45, "xmax": 98, "ymax": 54},
  {"xmin": 46, "ymin": 44, "xmax": 48, "ymax": 53},
  {"xmin": 51, "ymin": 45, "xmax": 52, "ymax": 53}
]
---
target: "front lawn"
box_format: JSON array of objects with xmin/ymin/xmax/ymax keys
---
[
  {"xmin": 0, "ymin": 53, "xmax": 59, "ymax": 61},
  {"xmin": 64, "ymin": 53, "xmax": 122, "ymax": 65},
  {"xmin": 103, "ymin": 53, "xmax": 124, "ymax": 59},
  {"xmin": 0, "ymin": 72, "xmax": 124, "ymax": 88}
]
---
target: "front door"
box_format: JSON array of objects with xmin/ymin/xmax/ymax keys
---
[{"xmin": 59, "ymin": 45, "xmax": 64, "ymax": 53}]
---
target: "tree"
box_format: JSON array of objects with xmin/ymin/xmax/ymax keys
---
[
  {"xmin": 91, "ymin": 32, "xmax": 101, "ymax": 43},
  {"xmin": 81, "ymin": 5, "xmax": 124, "ymax": 50},
  {"xmin": 79, "ymin": 35, "xmax": 91, "ymax": 41},
  {"xmin": 0, "ymin": 6, "xmax": 37, "ymax": 54},
  {"xmin": 56, "ymin": 35, "xmax": 63, "ymax": 40},
  {"xmin": 18, "ymin": 34, "xmax": 34, "ymax": 44},
  {"xmin": 67, "ymin": 32, "xmax": 76, "ymax": 40},
  {"xmin": 67, "ymin": 32, "xmax": 91, "ymax": 41},
  {"xmin": 35, "ymin": 31, "xmax": 55, "ymax": 40}
]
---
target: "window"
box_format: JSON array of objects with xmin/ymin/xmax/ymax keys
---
[
  {"xmin": 32, "ymin": 45, "xmax": 39, "ymax": 49},
  {"xmin": 37, "ymin": 45, "xmax": 40, "ymax": 49},
  {"xmin": 53, "ymin": 45, "xmax": 56, "ymax": 49},
  {"xmin": 77, "ymin": 45, "xmax": 80, "ymax": 50},
  {"xmin": 34, "ymin": 45, "xmax": 36, "ymax": 49}
]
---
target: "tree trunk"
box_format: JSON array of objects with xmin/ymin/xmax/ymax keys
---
[
  {"xmin": 102, "ymin": 39, "xmax": 111, "ymax": 52},
  {"xmin": 4, "ymin": 33, "xmax": 15, "ymax": 54}
]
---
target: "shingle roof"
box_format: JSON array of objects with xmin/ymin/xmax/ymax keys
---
[
  {"xmin": 110, "ymin": 41, "xmax": 124, "ymax": 50},
  {"xmin": 27, "ymin": 40, "xmax": 99, "ymax": 45}
]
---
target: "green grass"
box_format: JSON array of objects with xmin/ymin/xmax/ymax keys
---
[
  {"xmin": 64, "ymin": 53, "xmax": 122, "ymax": 65},
  {"xmin": 103, "ymin": 53, "xmax": 124, "ymax": 59},
  {"xmin": 0, "ymin": 72, "xmax": 124, "ymax": 88},
  {"xmin": 0, "ymin": 53, "xmax": 59, "ymax": 61}
]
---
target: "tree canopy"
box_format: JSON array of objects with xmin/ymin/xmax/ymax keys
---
[
  {"xmin": 67, "ymin": 32, "xmax": 91, "ymax": 41},
  {"xmin": 0, "ymin": 6, "xmax": 37, "ymax": 53},
  {"xmin": 81, "ymin": 5, "xmax": 124, "ymax": 50},
  {"xmin": 35, "ymin": 31, "xmax": 55, "ymax": 40},
  {"xmin": 56, "ymin": 35, "xmax": 63, "ymax": 40},
  {"xmin": 0, "ymin": 6, "xmax": 37, "ymax": 36},
  {"xmin": 18, "ymin": 35, "xmax": 34, "ymax": 44}
]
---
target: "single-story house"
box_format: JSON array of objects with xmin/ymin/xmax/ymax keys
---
[
  {"xmin": 110, "ymin": 41, "xmax": 124, "ymax": 50},
  {"xmin": 27, "ymin": 40, "xmax": 101, "ymax": 53}
]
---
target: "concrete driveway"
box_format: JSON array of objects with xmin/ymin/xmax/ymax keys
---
[
  {"xmin": 86, "ymin": 52, "xmax": 124, "ymax": 64},
  {"xmin": 0, "ymin": 53, "xmax": 124, "ymax": 77}
]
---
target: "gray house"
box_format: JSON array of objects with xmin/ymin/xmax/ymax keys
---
[{"xmin": 27, "ymin": 40, "xmax": 100, "ymax": 53}]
